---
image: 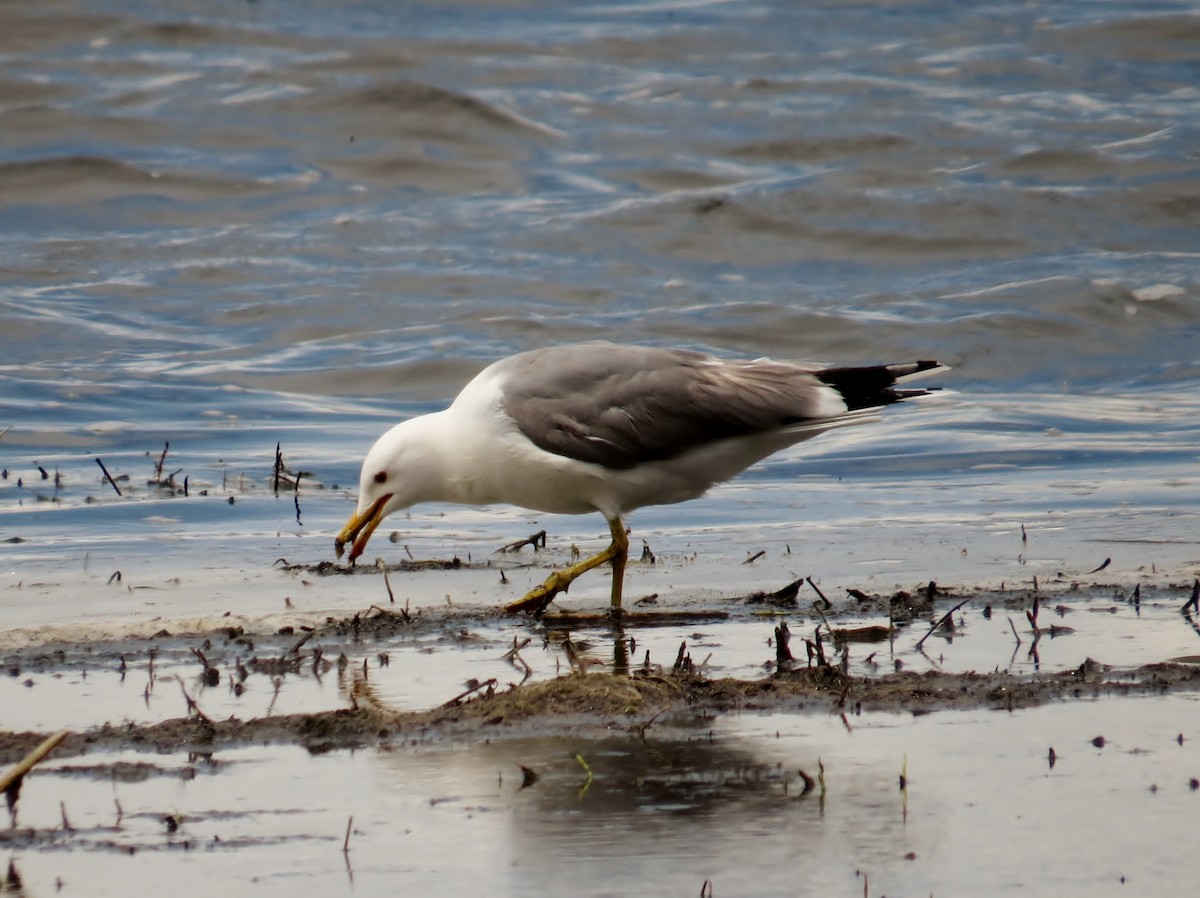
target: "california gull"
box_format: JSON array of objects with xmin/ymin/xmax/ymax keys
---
[{"xmin": 336, "ymin": 342, "xmax": 944, "ymax": 615}]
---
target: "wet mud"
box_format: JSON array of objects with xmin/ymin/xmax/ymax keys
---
[{"xmin": 5, "ymin": 580, "xmax": 1199, "ymax": 765}]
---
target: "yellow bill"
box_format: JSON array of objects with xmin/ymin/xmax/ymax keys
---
[{"xmin": 334, "ymin": 494, "xmax": 391, "ymax": 562}]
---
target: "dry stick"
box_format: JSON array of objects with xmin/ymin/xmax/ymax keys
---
[
  {"xmin": 287, "ymin": 630, "xmax": 315, "ymax": 656},
  {"xmin": 811, "ymin": 600, "xmax": 835, "ymax": 639},
  {"xmin": 636, "ymin": 706, "xmax": 670, "ymax": 742},
  {"xmin": 268, "ymin": 677, "xmax": 284, "ymax": 715},
  {"xmin": 154, "ymin": 441, "xmax": 170, "ymax": 481},
  {"xmin": 343, "ymin": 815, "xmax": 354, "ymax": 853},
  {"xmin": 504, "ymin": 639, "xmax": 534, "ymax": 683},
  {"xmin": 497, "ymin": 530, "xmax": 547, "ymax": 553},
  {"xmin": 501, "ymin": 636, "xmax": 532, "ymax": 666},
  {"xmin": 1182, "ymin": 579, "xmax": 1200, "ymax": 616},
  {"xmin": 1007, "ymin": 617, "xmax": 1023, "ymax": 646},
  {"xmin": 774, "ymin": 622, "xmax": 794, "ymax": 664},
  {"xmin": 365, "ymin": 598, "xmax": 410, "ymax": 623},
  {"xmin": 172, "ymin": 677, "xmax": 214, "ymax": 727},
  {"xmin": 0, "ymin": 730, "xmax": 69, "ymax": 795},
  {"xmin": 95, "ymin": 457, "xmax": 122, "ymax": 496},
  {"xmin": 806, "ymin": 576, "xmax": 831, "ymax": 608},
  {"xmin": 504, "ymin": 636, "xmax": 533, "ymax": 656},
  {"xmin": 273, "ymin": 442, "xmax": 284, "ymax": 495},
  {"xmin": 673, "ymin": 641, "xmax": 692, "ymax": 673},
  {"xmin": 191, "ymin": 648, "xmax": 219, "ymax": 686},
  {"xmin": 914, "ymin": 597, "xmax": 972, "ymax": 651},
  {"xmin": 379, "ymin": 562, "xmax": 396, "ymax": 604},
  {"xmin": 812, "ymin": 628, "xmax": 827, "ymax": 666},
  {"xmin": 441, "ymin": 678, "xmax": 497, "ymax": 708}
]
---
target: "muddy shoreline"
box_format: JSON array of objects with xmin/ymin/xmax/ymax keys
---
[
  {"xmin": 6, "ymin": 660, "xmax": 1200, "ymax": 768},
  {"xmin": 5, "ymin": 579, "xmax": 1200, "ymax": 765}
]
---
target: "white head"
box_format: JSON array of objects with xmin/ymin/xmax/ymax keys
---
[{"xmin": 334, "ymin": 415, "xmax": 447, "ymax": 562}]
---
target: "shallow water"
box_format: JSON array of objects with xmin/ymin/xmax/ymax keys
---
[
  {"xmin": 3, "ymin": 1, "xmax": 1200, "ymax": 895},
  {"xmin": 4, "ymin": 579, "xmax": 1199, "ymax": 735},
  {"xmin": 7, "ymin": 695, "xmax": 1200, "ymax": 897}
]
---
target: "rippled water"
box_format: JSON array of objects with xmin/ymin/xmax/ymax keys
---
[
  {"xmin": 4, "ymin": 0, "xmax": 1199, "ymax": 584},
  {"xmin": 2, "ymin": 2, "xmax": 1200, "ymax": 893}
]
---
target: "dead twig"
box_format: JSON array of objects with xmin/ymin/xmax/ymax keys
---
[
  {"xmin": 502, "ymin": 636, "xmax": 533, "ymax": 682},
  {"xmin": 273, "ymin": 442, "xmax": 284, "ymax": 495},
  {"xmin": 287, "ymin": 630, "xmax": 315, "ymax": 656},
  {"xmin": 812, "ymin": 599, "xmax": 835, "ymax": 639},
  {"xmin": 501, "ymin": 636, "xmax": 532, "ymax": 661},
  {"xmin": 441, "ymin": 678, "xmax": 497, "ymax": 708},
  {"xmin": 914, "ymin": 598, "xmax": 971, "ymax": 651},
  {"xmin": 95, "ymin": 457, "xmax": 122, "ymax": 496},
  {"xmin": 496, "ymin": 530, "xmax": 547, "ymax": 553},
  {"xmin": 672, "ymin": 641, "xmax": 693, "ymax": 673},
  {"xmin": 814, "ymin": 628, "xmax": 827, "ymax": 666},
  {"xmin": 774, "ymin": 621, "xmax": 794, "ymax": 666},
  {"xmin": 191, "ymin": 648, "xmax": 220, "ymax": 687},
  {"xmin": 634, "ymin": 706, "xmax": 670, "ymax": 742},
  {"xmin": 379, "ymin": 560, "xmax": 396, "ymax": 604},
  {"xmin": 153, "ymin": 441, "xmax": 170, "ymax": 482},
  {"xmin": 745, "ymin": 577, "xmax": 802, "ymax": 607},
  {"xmin": 171, "ymin": 676, "xmax": 214, "ymax": 727},
  {"xmin": 797, "ymin": 769, "xmax": 816, "ymax": 795},
  {"xmin": 1182, "ymin": 579, "xmax": 1200, "ymax": 616},
  {"xmin": 1026, "ymin": 593, "xmax": 1041, "ymax": 633},
  {"xmin": 807, "ymin": 576, "xmax": 831, "ymax": 609},
  {"xmin": 364, "ymin": 601, "xmax": 411, "ymax": 624}
]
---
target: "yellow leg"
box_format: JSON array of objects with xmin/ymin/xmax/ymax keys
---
[
  {"xmin": 607, "ymin": 516, "xmax": 627, "ymax": 612},
  {"xmin": 504, "ymin": 516, "xmax": 629, "ymax": 616}
]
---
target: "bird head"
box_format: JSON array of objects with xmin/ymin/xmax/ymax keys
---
[{"xmin": 334, "ymin": 418, "xmax": 441, "ymax": 563}]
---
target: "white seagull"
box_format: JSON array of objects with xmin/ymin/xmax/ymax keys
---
[{"xmin": 336, "ymin": 342, "xmax": 944, "ymax": 615}]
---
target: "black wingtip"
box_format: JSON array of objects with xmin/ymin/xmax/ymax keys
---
[{"xmin": 817, "ymin": 360, "xmax": 946, "ymax": 410}]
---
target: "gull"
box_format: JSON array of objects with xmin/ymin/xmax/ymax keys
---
[{"xmin": 336, "ymin": 342, "xmax": 943, "ymax": 615}]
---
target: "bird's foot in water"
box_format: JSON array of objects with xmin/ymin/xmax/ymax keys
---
[
  {"xmin": 503, "ymin": 528, "xmax": 627, "ymax": 616},
  {"xmin": 503, "ymin": 571, "xmax": 570, "ymax": 616}
]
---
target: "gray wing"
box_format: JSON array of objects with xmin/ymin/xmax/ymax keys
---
[{"xmin": 497, "ymin": 343, "xmax": 854, "ymax": 470}]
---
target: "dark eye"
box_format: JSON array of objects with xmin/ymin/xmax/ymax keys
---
[{"xmin": 373, "ymin": 470, "xmax": 387, "ymax": 484}]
